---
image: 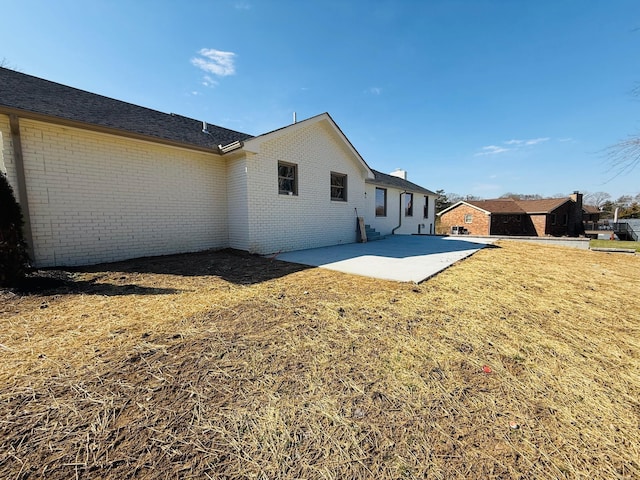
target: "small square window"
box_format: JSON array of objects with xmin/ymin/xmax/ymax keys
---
[
  {"xmin": 331, "ymin": 172, "xmax": 347, "ymax": 201},
  {"xmin": 376, "ymin": 188, "xmax": 387, "ymax": 216},
  {"xmin": 278, "ymin": 162, "xmax": 297, "ymax": 195},
  {"xmin": 464, "ymin": 214, "xmax": 473, "ymax": 223}
]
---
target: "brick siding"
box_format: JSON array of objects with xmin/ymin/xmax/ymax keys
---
[
  {"xmin": 1, "ymin": 116, "xmax": 228, "ymax": 267},
  {"xmin": 241, "ymin": 121, "xmax": 366, "ymax": 254},
  {"xmin": 439, "ymin": 204, "xmax": 490, "ymax": 235},
  {"xmin": 1, "ymin": 113, "xmax": 433, "ymax": 264}
]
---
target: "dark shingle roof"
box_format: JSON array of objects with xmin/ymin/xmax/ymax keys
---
[
  {"xmin": 367, "ymin": 169, "xmax": 435, "ymax": 195},
  {"xmin": 465, "ymin": 199, "xmax": 527, "ymax": 214},
  {"xmin": 0, "ymin": 67, "xmax": 252, "ymax": 151},
  {"xmin": 583, "ymin": 204, "xmax": 600, "ymax": 214},
  {"xmin": 513, "ymin": 198, "xmax": 570, "ymax": 213},
  {"xmin": 465, "ymin": 197, "xmax": 571, "ymax": 214}
]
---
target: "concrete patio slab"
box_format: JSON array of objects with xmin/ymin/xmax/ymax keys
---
[{"xmin": 274, "ymin": 235, "xmax": 497, "ymax": 283}]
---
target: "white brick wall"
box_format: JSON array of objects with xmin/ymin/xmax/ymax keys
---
[
  {"xmin": 226, "ymin": 157, "xmax": 249, "ymax": 251},
  {"xmin": 4, "ymin": 117, "xmax": 228, "ymax": 267},
  {"xmin": 1, "ymin": 112, "xmax": 437, "ymax": 266},
  {"xmin": 242, "ymin": 120, "xmax": 367, "ymax": 254}
]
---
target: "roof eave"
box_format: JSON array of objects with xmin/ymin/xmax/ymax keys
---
[
  {"xmin": 0, "ymin": 106, "xmax": 222, "ymax": 155},
  {"xmin": 365, "ymin": 177, "xmax": 435, "ymax": 195}
]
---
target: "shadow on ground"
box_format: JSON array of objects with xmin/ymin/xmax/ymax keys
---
[
  {"xmin": 106, "ymin": 249, "xmax": 312, "ymax": 284},
  {"xmin": 14, "ymin": 249, "xmax": 312, "ymax": 295},
  {"xmin": 15, "ymin": 271, "xmax": 181, "ymax": 296}
]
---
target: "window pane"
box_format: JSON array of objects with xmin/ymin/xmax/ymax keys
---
[
  {"xmin": 330, "ymin": 173, "xmax": 347, "ymax": 201},
  {"xmin": 279, "ymin": 178, "xmax": 293, "ymax": 192},
  {"xmin": 405, "ymin": 193, "xmax": 413, "ymax": 216},
  {"xmin": 278, "ymin": 165, "xmax": 292, "ymax": 179},
  {"xmin": 278, "ymin": 162, "xmax": 297, "ymax": 194},
  {"xmin": 376, "ymin": 188, "xmax": 386, "ymax": 216}
]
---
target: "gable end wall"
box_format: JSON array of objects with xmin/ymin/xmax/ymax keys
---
[
  {"xmin": 439, "ymin": 204, "xmax": 490, "ymax": 235},
  {"xmin": 244, "ymin": 121, "xmax": 366, "ymax": 254}
]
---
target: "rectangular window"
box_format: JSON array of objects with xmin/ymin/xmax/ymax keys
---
[
  {"xmin": 423, "ymin": 196, "xmax": 429, "ymax": 218},
  {"xmin": 278, "ymin": 162, "xmax": 298, "ymax": 195},
  {"xmin": 464, "ymin": 214, "xmax": 473, "ymax": 223},
  {"xmin": 405, "ymin": 193, "xmax": 413, "ymax": 216},
  {"xmin": 550, "ymin": 214, "xmax": 557, "ymax": 225},
  {"xmin": 562, "ymin": 214, "xmax": 568, "ymax": 226},
  {"xmin": 375, "ymin": 188, "xmax": 387, "ymax": 216},
  {"xmin": 330, "ymin": 172, "xmax": 347, "ymax": 201}
]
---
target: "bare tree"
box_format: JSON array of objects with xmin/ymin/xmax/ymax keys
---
[
  {"xmin": 448, "ymin": 193, "xmax": 464, "ymax": 204},
  {"xmin": 616, "ymin": 194, "xmax": 633, "ymax": 208},
  {"xmin": 500, "ymin": 192, "xmax": 543, "ymax": 200},
  {"xmin": 607, "ymin": 81, "xmax": 640, "ymax": 177},
  {"xmin": 0, "ymin": 58, "xmax": 16, "ymax": 70},
  {"xmin": 607, "ymin": 136, "xmax": 640, "ymax": 178},
  {"xmin": 583, "ymin": 191, "xmax": 611, "ymax": 208}
]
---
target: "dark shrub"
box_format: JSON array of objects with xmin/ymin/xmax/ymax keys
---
[{"xmin": 0, "ymin": 172, "xmax": 29, "ymax": 286}]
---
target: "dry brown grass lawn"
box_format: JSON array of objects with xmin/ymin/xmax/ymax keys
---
[{"xmin": 1, "ymin": 241, "xmax": 639, "ymax": 479}]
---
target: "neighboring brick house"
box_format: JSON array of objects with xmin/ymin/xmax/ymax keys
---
[
  {"xmin": 437, "ymin": 193, "xmax": 590, "ymax": 237},
  {"xmin": 0, "ymin": 67, "xmax": 436, "ymax": 267}
]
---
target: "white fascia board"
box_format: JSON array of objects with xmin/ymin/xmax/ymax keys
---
[
  {"xmin": 242, "ymin": 112, "xmax": 374, "ymax": 179},
  {"xmin": 437, "ymin": 201, "xmax": 491, "ymax": 216}
]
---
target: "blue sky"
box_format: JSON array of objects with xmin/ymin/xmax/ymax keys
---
[{"xmin": 2, "ymin": 0, "xmax": 639, "ymax": 200}]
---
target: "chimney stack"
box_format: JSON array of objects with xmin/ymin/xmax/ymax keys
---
[
  {"xmin": 570, "ymin": 190, "xmax": 583, "ymax": 210},
  {"xmin": 390, "ymin": 169, "xmax": 407, "ymax": 180},
  {"xmin": 569, "ymin": 191, "xmax": 584, "ymax": 236}
]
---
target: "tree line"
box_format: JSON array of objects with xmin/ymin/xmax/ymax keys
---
[{"xmin": 435, "ymin": 190, "xmax": 640, "ymax": 219}]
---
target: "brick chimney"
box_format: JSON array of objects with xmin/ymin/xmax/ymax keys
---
[{"xmin": 569, "ymin": 191, "xmax": 584, "ymax": 236}]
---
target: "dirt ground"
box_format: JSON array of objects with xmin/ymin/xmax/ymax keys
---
[{"xmin": 1, "ymin": 243, "xmax": 639, "ymax": 479}]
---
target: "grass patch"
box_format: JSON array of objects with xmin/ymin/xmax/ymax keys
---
[
  {"xmin": 590, "ymin": 239, "xmax": 640, "ymax": 252},
  {"xmin": 1, "ymin": 242, "xmax": 639, "ymax": 479}
]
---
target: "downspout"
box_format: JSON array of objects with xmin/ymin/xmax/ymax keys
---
[
  {"xmin": 8, "ymin": 114, "xmax": 34, "ymax": 261},
  {"xmin": 392, "ymin": 191, "xmax": 407, "ymax": 235}
]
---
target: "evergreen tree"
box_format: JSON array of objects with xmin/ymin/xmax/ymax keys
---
[
  {"xmin": 0, "ymin": 172, "xmax": 29, "ymax": 286},
  {"xmin": 435, "ymin": 190, "xmax": 451, "ymax": 213}
]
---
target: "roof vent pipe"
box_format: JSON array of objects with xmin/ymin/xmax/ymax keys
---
[
  {"xmin": 293, "ymin": 112, "xmax": 297, "ymax": 124},
  {"xmin": 202, "ymin": 121, "xmax": 209, "ymax": 133}
]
